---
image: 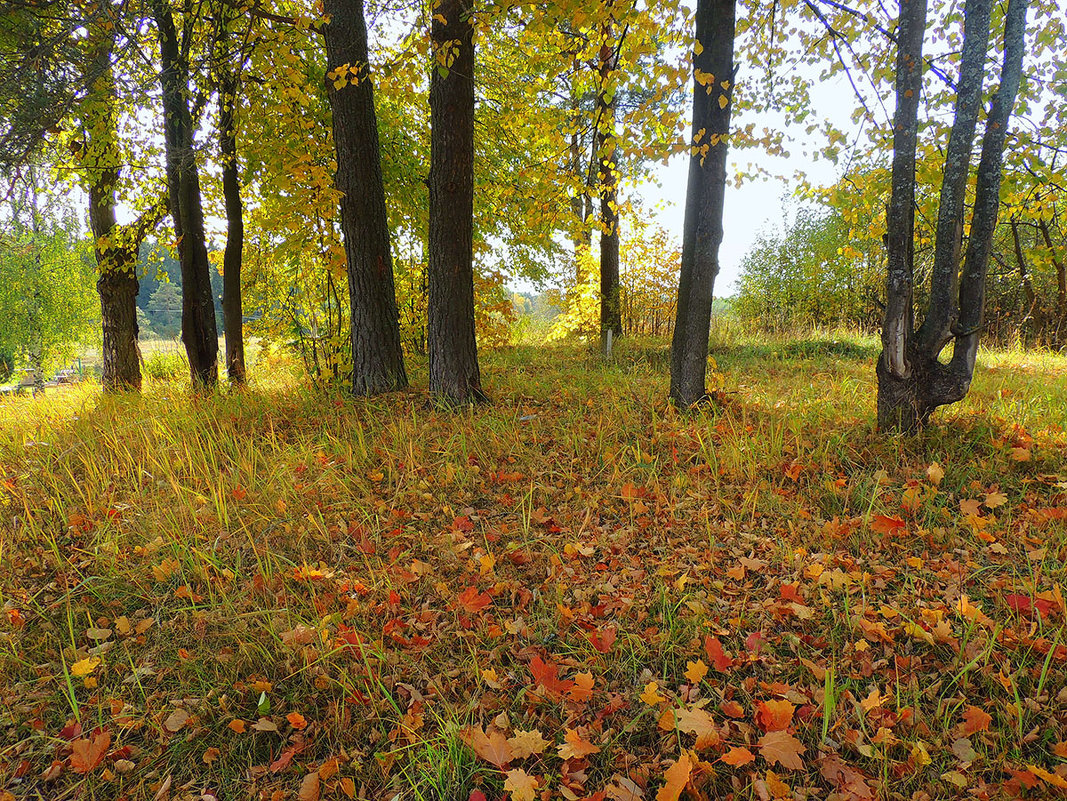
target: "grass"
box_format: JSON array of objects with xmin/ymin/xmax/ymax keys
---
[{"xmin": 1, "ymin": 331, "xmax": 1066, "ymax": 800}]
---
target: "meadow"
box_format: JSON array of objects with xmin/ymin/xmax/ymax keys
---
[{"xmin": 1, "ymin": 331, "xmax": 1066, "ymax": 800}]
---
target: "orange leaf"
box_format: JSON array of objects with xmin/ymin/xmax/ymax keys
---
[
  {"xmin": 456, "ymin": 586, "xmax": 491, "ymax": 614},
  {"xmin": 704, "ymin": 636, "xmax": 732, "ymax": 671},
  {"xmin": 656, "ymin": 753, "xmax": 692, "ymax": 801},
  {"xmin": 756, "ymin": 699, "xmax": 795, "ymax": 732},
  {"xmin": 529, "ymin": 655, "xmax": 573, "ymax": 698},
  {"xmin": 721, "ymin": 746, "xmax": 755, "ymax": 767},
  {"xmin": 298, "ymin": 771, "xmax": 321, "ymax": 801},
  {"xmin": 558, "ymin": 728, "xmax": 600, "ymax": 760},
  {"xmin": 459, "ymin": 725, "xmax": 514, "ymax": 768},
  {"xmin": 504, "ymin": 768, "xmax": 539, "ymax": 801},
  {"xmin": 1029, "ymin": 764, "xmax": 1067, "ymax": 789},
  {"xmin": 871, "ymin": 515, "xmax": 905, "ymax": 535},
  {"xmin": 228, "ymin": 719, "xmax": 247, "ymax": 734},
  {"xmin": 70, "ymin": 731, "xmax": 110, "ymax": 774},
  {"xmin": 287, "ymin": 712, "xmax": 308, "ymax": 730},
  {"xmin": 568, "ymin": 671, "xmax": 595, "ymax": 704},
  {"xmin": 960, "ymin": 706, "xmax": 992, "ymax": 735},
  {"xmin": 758, "ymin": 730, "xmax": 805, "ymax": 771}
]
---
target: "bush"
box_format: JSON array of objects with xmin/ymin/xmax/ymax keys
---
[
  {"xmin": 0, "ymin": 349, "xmax": 13, "ymax": 383},
  {"xmin": 142, "ymin": 349, "xmax": 188, "ymax": 381}
]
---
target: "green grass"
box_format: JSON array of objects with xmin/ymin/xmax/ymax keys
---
[{"xmin": 1, "ymin": 332, "xmax": 1065, "ymax": 799}]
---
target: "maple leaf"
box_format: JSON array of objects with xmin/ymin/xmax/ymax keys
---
[
  {"xmin": 870, "ymin": 515, "xmax": 905, "ymax": 535},
  {"xmin": 70, "ymin": 656, "xmax": 101, "ymax": 678},
  {"xmin": 529, "ymin": 655, "xmax": 573, "ymax": 698},
  {"xmin": 656, "ymin": 753, "xmax": 692, "ymax": 801},
  {"xmin": 764, "ymin": 770, "xmax": 791, "ymax": 799},
  {"xmin": 459, "ymin": 725, "xmax": 513, "ymax": 768},
  {"xmin": 703, "ymin": 636, "xmax": 732, "ymax": 671},
  {"xmin": 684, "ymin": 660, "xmax": 708, "ymax": 685},
  {"xmin": 640, "ymin": 681, "xmax": 666, "ymax": 705},
  {"xmin": 456, "ymin": 586, "xmax": 491, "ymax": 613},
  {"xmin": 589, "ymin": 625, "xmax": 617, "ymax": 653},
  {"xmin": 673, "ymin": 706, "xmax": 720, "ymax": 750},
  {"xmin": 70, "ymin": 731, "xmax": 110, "ymax": 774},
  {"xmin": 558, "ymin": 728, "xmax": 600, "ymax": 760},
  {"xmin": 508, "ymin": 729, "xmax": 549, "ymax": 759},
  {"xmin": 721, "ymin": 747, "xmax": 755, "ymax": 766},
  {"xmin": 756, "ymin": 699, "xmax": 794, "ymax": 732},
  {"xmin": 926, "ymin": 462, "xmax": 944, "ymax": 485},
  {"xmin": 819, "ymin": 755, "xmax": 874, "ymax": 800},
  {"xmin": 959, "ymin": 706, "xmax": 992, "ymax": 735},
  {"xmin": 984, "ymin": 490, "xmax": 1008, "ymax": 508},
  {"xmin": 503, "ymin": 768, "xmax": 539, "ymax": 801},
  {"xmin": 568, "ymin": 671, "xmax": 595, "ymax": 703},
  {"xmin": 758, "ymin": 730, "xmax": 805, "ymax": 770}
]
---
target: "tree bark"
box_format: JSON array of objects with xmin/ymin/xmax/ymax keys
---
[
  {"xmin": 322, "ymin": 0, "xmax": 408, "ymax": 396},
  {"xmin": 151, "ymin": 0, "xmax": 219, "ymax": 390},
  {"xmin": 217, "ymin": 45, "xmax": 246, "ymax": 386},
  {"xmin": 877, "ymin": 0, "xmax": 1028, "ymax": 431},
  {"xmin": 79, "ymin": 32, "xmax": 143, "ymax": 392},
  {"xmin": 1038, "ymin": 217, "xmax": 1066, "ymax": 344},
  {"xmin": 428, "ymin": 0, "xmax": 486, "ymax": 404},
  {"xmin": 596, "ymin": 20, "xmax": 622, "ymax": 348},
  {"xmin": 669, "ymin": 0, "xmax": 736, "ymax": 407}
]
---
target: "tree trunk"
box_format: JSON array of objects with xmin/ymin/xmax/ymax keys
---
[
  {"xmin": 877, "ymin": 0, "xmax": 1028, "ymax": 431},
  {"xmin": 1038, "ymin": 217, "xmax": 1066, "ymax": 344},
  {"xmin": 80, "ymin": 31, "xmax": 142, "ymax": 392},
  {"xmin": 322, "ymin": 0, "xmax": 408, "ymax": 396},
  {"xmin": 596, "ymin": 21, "xmax": 622, "ymax": 348},
  {"xmin": 218, "ymin": 65, "xmax": 246, "ymax": 386},
  {"xmin": 151, "ymin": 0, "xmax": 219, "ymax": 390},
  {"xmin": 669, "ymin": 0, "xmax": 736, "ymax": 407},
  {"xmin": 427, "ymin": 0, "xmax": 486, "ymax": 404}
]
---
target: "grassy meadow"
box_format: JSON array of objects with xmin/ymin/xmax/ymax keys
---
[{"xmin": 1, "ymin": 331, "xmax": 1067, "ymax": 800}]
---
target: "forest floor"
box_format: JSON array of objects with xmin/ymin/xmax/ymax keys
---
[{"xmin": 2, "ymin": 332, "xmax": 1067, "ymax": 801}]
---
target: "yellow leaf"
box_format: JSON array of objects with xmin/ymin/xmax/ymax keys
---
[
  {"xmin": 641, "ymin": 681, "xmax": 666, "ymax": 706},
  {"xmin": 504, "ymin": 768, "xmax": 539, "ymax": 801},
  {"xmin": 70, "ymin": 656, "xmax": 101, "ymax": 678},
  {"xmin": 657, "ymin": 753, "xmax": 692, "ymax": 801},
  {"xmin": 684, "ymin": 660, "xmax": 708, "ymax": 684},
  {"xmin": 926, "ymin": 462, "xmax": 944, "ymax": 485},
  {"xmin": 694, "ymin": 40, "xmax": 704, "ymax": 56},
  {"xmin": 719, "ymin": 94, "xmax": 729, "ymax": 109},
  {"xmin": 1028, "ymin": 764, "xmax": 1067, "ymax": 789}
]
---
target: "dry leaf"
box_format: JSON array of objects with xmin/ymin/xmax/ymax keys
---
[
  {"xmin": 656, "ymin": 753, "xmax": 692, "ymax": 801},
  {"xmin": 758, "ymin": 730, "xmax": 805, "ymax": 770},
  {"xmin": 163, "ymin": 709, "xmax": 190, "ymax": 733},
  {"xmin": 504, "ymin": 768, "xmax": 539, "ymax": 801},
  {"xmin": 298, "ymin": 771, "xmax": 320, "ymax": 801},
  {"xmin": 558, "ymin": 728, "xmax": 600, "ymax": 760},
  {"xmin": 508, "ymin": 729, "xmax": 549, "ymax": 759},
  {"xmin": 70, "ymin": 731, "xmax": 111, "ymax": 774}
]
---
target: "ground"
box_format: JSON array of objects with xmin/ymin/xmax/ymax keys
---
[{"xmin": 1, "ymin": 333, "xmax": 1066, "ymax": 801}]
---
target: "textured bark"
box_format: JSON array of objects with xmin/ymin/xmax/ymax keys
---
[
  {"xmin": 878, "ymin": 0, "xmax": 1029, "ymax": 431},
  {"xmin": 152, "ymin": 0, "xmax": 218, "ymax": 390},
  {"xmin": 323, "ymin": 0, "xmax": 408, "ymax": 395},
  {"xmin": 218, "ymin": 61, "xmax": 246, "ymax": 385},
  {"xmin": 917, "ymin": 0, "xmax": 993, "ymax": 354},
  {"xmin": 428, "ymin": 0, "xmax": 486, "ymax": 404},
  {"xmin": 79, "ymin": 32, "xmax": 143, "ymax": 392},
  {"xmin": 669, "ymin": 0, "xmax": 736, "ymax": 407},
  {"xmin": 596, "ymin": 21, "xmax": 621, "ymax": 346}
]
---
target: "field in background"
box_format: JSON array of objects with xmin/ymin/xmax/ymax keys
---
[{"xmin": 1, "ymin": 333, "xmax": 1066, "ymax": 800}]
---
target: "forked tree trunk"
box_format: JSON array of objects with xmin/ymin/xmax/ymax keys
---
[
  {"xmin": 877, "ymin": 0, "xmax": 1028, "ymax": 431},
  {"xmin": 427, "ymin": 0, "xmax": 486, "ymax": 404},
  {"xmin": 596, "ymin": 20, "xmax": 622, "ymax": 348},
  {"xmin": 323, "ymin": 0, "xmax": 408, "ymax": 395},
  {"xmin": 669, "ymin": 0, "xmax": 736, "ymax": 407},
  {"xmin": 152, "ymin": 0, "xmax": 219, "ymax": 390}
]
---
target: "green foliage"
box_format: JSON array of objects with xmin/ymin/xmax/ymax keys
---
[
  {"xmin": 142, "ymin": 348, "xmax": 188, "ymax": 381},
  {"xmin": 0, "ymin": 202, "xmax": 99, "ymax": 374},
  {"xmin": 733, "ymin": 204, "xmax": 884, "ymax": 332}
]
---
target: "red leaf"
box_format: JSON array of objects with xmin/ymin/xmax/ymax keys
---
[
  {"xmin": 588, "ymin": 626, "xmax": 617, "ymax": 653},
  {"xmin": 529, "ymin": 655, "xmax": 574, "ymax": 698},
  {"xmin": 1005, "ymin": 594, "xmax": 1032, "ymax": 614},
  {"xmin": 871, "ymin": 515, "xmax": 906, "ymax": 535},
  {"xmin": 456, "ymin": 586, "xmax": 491, "ymax": 614},
  {"xmin": 704, "ymin": 636, "xmax": 732, "ymax": 671}
]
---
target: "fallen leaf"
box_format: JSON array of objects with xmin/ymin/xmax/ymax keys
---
[
  {"xmin": 504, "ymin": 768, "xmax": 539, "ymax": 801},
  {"xmin": 70, "ymin": 656, "xmax": 101, "ymax": 678},
  {"xmin": 70, "ymin": 731, "xmax": 111, "ymax": 774},
  {"xmin": 721, "ymin": 747, "xmax": 755, "ymax": 767},
  {"xmin": 298, "ymin": 771, "xmax": 320, "ymax": 801},
  {"xmin": 684, "ymin": 660, "xmax": 708, "ymax": 685},
  {"xmin": 959, "ymin": 706, "xmax": 992, "ymax": 736},
  {"xmin": 287, "ymin": 712, "xmax": 308, "ymax": 730},
  {"xmin": 1029, "ymin": 764, "xmax": 1067, "ymax": 789},
  {"xmin": 674, "ymin": 706, "xmax": 720, "ymax": 749},
  {"xmin": 641, "ymin": 681, "xmax": 666, "ymax": 706},
  {"xmin": 756, "ymin": 699, "xmax": 794, "ymax": 732},
  {"xmin": 163, "ymin": 709, "xmax": 190, "ymax": 733},
  {"xmin": 456, "ymin": 586, "xmax": 491, "ymax": 614},
  {"xmin": 704, "ymin": 636, "xmax": 732, "ymax": 671},
  {"xmin": 656, "ymin": 753, "xmax": 692, "ymax": 801},
  {"xmin": 228, "ymin": 719, "xmax": 247, "ymax": 734},
  {"xmin": 558, "ymin": 728, "xmax": 600, "ymax": 760},
  {"xmin": 758, "ymin": 730, "xmax": 805, "ymax": 770},
  {"xmin": 508, "ymin": 729, "xmax": 549, "ymax": 759},
  {"xmin": 460, "ymin": 725, "xmax": 513, "ymax": 768}
]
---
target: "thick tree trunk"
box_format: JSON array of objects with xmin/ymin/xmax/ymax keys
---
[
  {"xmin": 596, "ymin": 21, "xmax": 622, "ymax": 347},
  {"xmin": 669, "ymin": 0, "xmax": 736, "ymax": 407},
  {"xmin": 428, "ymin": 0, "xmax": 486, "ymax": 404},
  {"xmin": 218, "ymin": 70, "xmax": 246, "ymax": 386},
  {"xmin": 152, "ymin": 0, "xmax": 218, "ymax": 390},
  {"xmin": 80, "ymin": 33, "xmax": 142, "ymax": 392},
  {"xmin": 877, "ymin": 0, "xmax": 1028, "ymax": 431},
  {"xmin": 323, "ymin": 0, "xmax": 408, "ymax": 395}
]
